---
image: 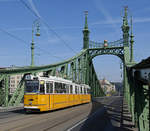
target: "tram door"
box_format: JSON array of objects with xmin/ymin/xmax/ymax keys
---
[{"xmin": 46, "ymin": 82, "xmax": 53, "ymax": 110}]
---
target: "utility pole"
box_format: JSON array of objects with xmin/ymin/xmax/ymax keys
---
[
  {"xmin": 31, "ymin": 19, "xmax": 40, "ymax": 67},
  {"xmin": 83, "ymin": 11, "xmax": 90, "ymax": 49},
  {"xmin": 130, "ymin": 16, "xmax": 134, "ymax": 62}
]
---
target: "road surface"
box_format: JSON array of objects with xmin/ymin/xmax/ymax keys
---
[{"xmin": 0, "ymin": 96, "xmax": 123, "ymax": 131}]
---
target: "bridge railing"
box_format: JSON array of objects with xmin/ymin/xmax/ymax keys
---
[
  {"xmin": 89, "ymin": 38, "xmax": 124, "ymax": 49},
  {"xmin": 125, "ymin": 58, "xmax": 149, "ymax": 131},
  {"xmin": 0, "ymin": 49, "xmax": 105, "ymax": 107}
]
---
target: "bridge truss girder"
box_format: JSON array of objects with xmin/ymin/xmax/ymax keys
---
[
  {"xmin": 123, "ymin": 64, "xmax": 149, "ymax": 131},
  {"xmin": 0, "ymin": 7, "xmax": 149, "ymax": 131},
  {"xmin": 88, "ymin": 47, "xmax": 124, "ymax": 61},
  {"xmin": 0, "ymin": 49, "xmax": 105, "ymax": 107}
]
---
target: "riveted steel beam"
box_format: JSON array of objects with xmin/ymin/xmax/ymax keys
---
[
  {"xmin": 8, "ymin": 75, "xmax": 26, "ymax": 106},
  {"xmin": 4, "ymin": 75, "xmax": 9, "ymax": 107}
]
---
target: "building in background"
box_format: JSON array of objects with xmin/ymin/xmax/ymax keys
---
[
  {"xmin": 9, "ymin": 75, "xmax": 22, "ymax": 94},
  {"xmin": 99, "ymin": 78, "xmax": 116, "ymax": 96}
]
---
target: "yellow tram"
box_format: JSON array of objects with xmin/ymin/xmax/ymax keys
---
[{"xmin": 24, "ymin": 74, "xmax": 91, "ymax": 112}]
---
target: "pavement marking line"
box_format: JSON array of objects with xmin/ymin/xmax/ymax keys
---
[
  {"xmin": 67, "ymin": 118, "xmax": 87, "ymax": 131},
  {"xmin": 67, "ymin": 97, "xmax": 121, "ymax": 131},
  {"xmin": 67, "ymin": 97, "xmax": 122, "ymax": 131}
]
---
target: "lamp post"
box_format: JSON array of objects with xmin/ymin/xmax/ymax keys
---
[{"xmin": 31, "ymin": 19, "xmax": 40, "ymax": 67}]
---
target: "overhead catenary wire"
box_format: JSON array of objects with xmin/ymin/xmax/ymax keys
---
[
  {"xmin": 0, "ymin": 28, "xmax": 63, "ymax": 61},
  {"xmin": 20, "ymin": 0, "xmax": 39, "ymax": 18},
  {"xmin": 20, "ymin": 0, "xmax": 77, "ymax": 54},
  {"xmin": 35, "ymin": 46, "xmax": 64, "ymax": 61},
  {"xmin": 0, "ymin": 28, "xmax": 27, "ymax": 45}
]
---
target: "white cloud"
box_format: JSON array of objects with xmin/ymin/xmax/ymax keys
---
[
  {"xmin": 134, "ymin": 17, "xmax": 150, "ymax": 23},
  {"xmin": 28, "ymin": 0, "xmax": 41, "ymax": 18},
  {"xmin": 52, "ymin": 26, "xmax": 82, "ymax": 30},
  {"xmin": 91, "ymin": 17, "xmax": 150, "ymax": 26},
  {"xmin": 91, "ymin": 19, "xmax": 121, "ymax": 26},
  {"xmin": 93, "ymin": 0, "xmax": 120, "ymax": 36}
]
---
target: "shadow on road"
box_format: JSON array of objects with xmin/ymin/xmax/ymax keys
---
[{"xmin": 72, "ymin": 96, "xmax": 135, "ymax": 131}]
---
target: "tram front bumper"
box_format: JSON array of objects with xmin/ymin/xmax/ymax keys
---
[{"xmin": 24, "ymin": 106, "xmax": 39, "ymax": 109}]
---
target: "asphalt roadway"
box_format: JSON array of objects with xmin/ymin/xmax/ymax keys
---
[{"xmin": 0, "ymin": 96, "xmax": 123, "ymax": 131}]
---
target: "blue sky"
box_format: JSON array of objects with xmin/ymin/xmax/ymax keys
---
[{"xmin": 0, "ymin": 0, "xmax": 150, "ymax": 82}]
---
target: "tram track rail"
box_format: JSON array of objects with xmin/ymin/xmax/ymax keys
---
[
  {"xmin": 0, "ymin": 103, "xmax": 92, "ymax": 131},
  {"xmin": 0, "ymin": 96, "xmax": 120, "ymax": 131}
]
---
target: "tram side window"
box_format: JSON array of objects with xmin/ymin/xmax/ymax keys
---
[
  {"xmin": 40, "ymin": 81, "xmax": 45, "ymax": 94},
  {"xmin": 54, "ymin": 82, "xmax": 57, "ymax": 93},
  {"xmin": 66, "ymin": 84, "xmax": 69, "ymax": 93},
  {"xmin": 77, "ymin": 86, "xmax": 79, "ymax": 94},
  {"xmin": 87, "ymin": 89, "xmax": 90, "ymax": 94},
  {"xmin": 55, "ymin": 82, "xmax": 60, "ymax": 93},
  {"xmin": 55, "ymin": 82, "xmax": 67, "ymax": 93},
  {"xmin": 70, "ymin": 85, "xmax": 73, "ymax": 94},
  {"xmin": 75, "ymin": 86, "xmax": 78, "ymax": 94},
  {"xmin": 84, "ymin": 87, "xmax": 87, "ymax": 94},
  {"xmin": 80, "ymin": 87, "xmax": 82, "ymax": 94},
  {"xmin": 50, "ymin": 82, "xmax": 53, "ymax": 93},
  {"xmin": 46, "ymin": 82, "xmax": 53, "ymax": 93},
  {"xmin": 62, "ymin": 83, "xmax": 67, "ymax": 93},
  {"xmin": 84, "ymin": 88, "xmax": 86, "ymax": 94},
  {"xmin": 46, "ymin": 83, "xmax": 50, "ymax": 93}
]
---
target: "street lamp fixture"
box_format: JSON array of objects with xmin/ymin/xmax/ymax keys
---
[{"xmin": 31, "ymin": 19, "xmax": 40, "ymax": 67}]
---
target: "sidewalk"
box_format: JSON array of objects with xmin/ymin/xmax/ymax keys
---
[
  {"xmin": 100, "ymin": 96, "xmax": 138, "ymax": 131},
  {"xmin": 78, "ymin": 96, "xmax": 139, "ymax": 131},
  {"xmin": 120, "ymin": 100, "xmax": 138, "ymax": 131},
  {"xmin": 0, "ymin": 104, "xmax": 23, "ymax": 112}
]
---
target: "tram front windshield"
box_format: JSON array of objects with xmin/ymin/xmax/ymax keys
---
[{"xmin": 25, "ymin": 80, "xmax": 39, "ymax": 93}]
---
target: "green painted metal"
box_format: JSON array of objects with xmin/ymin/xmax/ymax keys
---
[
  {"xmin": 130, "ymin": 16, "xmax": 134, "ymax": 63},
  {"xmin": 132, "ymin": 71, "xmax": 149, "ymax": 131},
  {"xmin": 83, "ymin": 11, "xmax": 90, "ymax": 49},
  {"xmin": 4, "ymin": 75, "xmax": 9, "ymax": 107},
  {"xmin": 0, "ymin": 7, "xmax": 149, "ymax": 131},
  {"xmin": 74, "ymin": 60, "xmax": 77, "ymax": 82},
  {"xmin": 78, "ymin": 58, "xmax": 81, "ymax": 83},
  {"xmin": 31, "ymin": 19, "xmax": 41, "ymax": 67},
  {"xmin": 14, "ymin": 82, "xmax": 25, "ymax": 106},
  {"xmin": 31, "ymin": 41, "xmax": 34, "ymax": 67},
  {"xmin": 64, "ymin": 64, "xmax": 68, "ymax": 79},
  {"xmin": 80, "ymin": 56, "xmax": 84, "ymax": 83},
  {"xmin": 122, "ymin": 8, "xmax": 149, "ymax": 131},
  {"xmin": 8, "ymin": 75, "xmax": 25, "ymax": 106},
  {"xmin": 0, "ymin": 77, "xmax": 4, "ymax": 106},
  {"xmin": 0, "ymin": 75, "xmax": 4, "ymax": 82},
  {"xmin": 31, "ymin": 21, "xmax": 35, "ymax": 67}
]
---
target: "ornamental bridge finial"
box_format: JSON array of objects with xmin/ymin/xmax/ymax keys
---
[
  {"xmin": 83, "ymin": 11, "xmax": 90, "ymax": 49},
  {"xmin": 123, "ymin": 6, "xmax": 129, "ymax": 26},
  {"xmin": 84, "ymin": 11, "xmax": 88, "ymax": 30}
]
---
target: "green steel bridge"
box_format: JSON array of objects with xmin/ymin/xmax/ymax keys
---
[{"xmin": 0, "ymin": 7, "xmax": 149, "ymax": 131}]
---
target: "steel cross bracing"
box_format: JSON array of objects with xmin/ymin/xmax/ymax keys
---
[
  {"xmin": 0, "ymin": 7, "xmax": 131, "ymax": 107},
  {"xmin": 89, "ymin": 46, "xmax": 124, "ymax": 61},
  {"xmin": 0, "ymin": 49, "xmax": 104, "ymax": 106},
  {"xmin": 0, "ymin": 7, "xmax": 149, "ymax": 131},
  {"xmin": 89, "ymin": 38, "xmax": 124, "ymax": 48}
]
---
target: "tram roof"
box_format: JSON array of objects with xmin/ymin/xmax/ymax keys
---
[{"xmin": 39, "ymin": 75, "xmax": 72, "ymax": 83}]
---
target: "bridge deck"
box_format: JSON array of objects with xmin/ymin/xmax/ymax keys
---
[{"xmin": 0, "ymin": 96, "xmax": 138, "ymax": 131}]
